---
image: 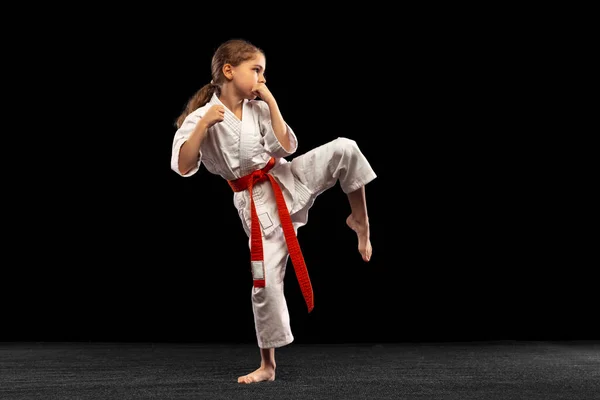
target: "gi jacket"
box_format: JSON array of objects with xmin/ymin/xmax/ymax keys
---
[{"xmin": 171, "ymin": 93, "xmax": 314, "ymax": 238}]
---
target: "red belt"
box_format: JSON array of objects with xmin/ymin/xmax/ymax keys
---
[{"xmin": 227, "ymin": 157, "xmax": 314, "ymax": 313}]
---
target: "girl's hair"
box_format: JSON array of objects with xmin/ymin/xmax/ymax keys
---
[{"xmin": 175, "ymin": 38, "xmax": 264, "ymax": 129}]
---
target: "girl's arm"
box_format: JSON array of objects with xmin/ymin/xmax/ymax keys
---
[
  {"xmin": 253, "ymin": 84, "xmax": 292, "ymax": 152},
  {"xmin": 177, "ymin": 105, "xmax": 225, "ymax": 175},
  {"xmin": 178, "ymin": 120, "xmax": 209, "ymax": 175},
  {"xmin": 263, "ymin": 97, "xmax": 292, "ymax": 152}
]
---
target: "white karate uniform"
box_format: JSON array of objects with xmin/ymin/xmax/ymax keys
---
[{"xmin": 171, "ymin": 93, "xmax": 377, "ymax": 348}]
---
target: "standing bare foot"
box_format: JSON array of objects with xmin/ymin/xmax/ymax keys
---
[
  {"xmin": 346, "ymin": 214, "xmax": 372, "ymax": 262},
  {"xmin": 237, "ymin": 366, "xmax": 275, "ymax": 384}
]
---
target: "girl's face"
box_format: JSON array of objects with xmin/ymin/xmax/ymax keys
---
[{"xmin": 230, "ymin": 53, "xmax": 266, "ymax": 99}]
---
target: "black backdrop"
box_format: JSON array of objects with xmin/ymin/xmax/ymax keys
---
[{"xmin": 3, "ymin": 12, "xmax": 594, "ymax": 344}]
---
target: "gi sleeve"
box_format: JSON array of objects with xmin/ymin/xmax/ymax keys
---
[
  {"xmin": 257, "ymin": 100, "xmax": 298, "ymax": 158},
  {"xmin": 170, "ymin": 111, "xmax": 203, "ymax": 177}
]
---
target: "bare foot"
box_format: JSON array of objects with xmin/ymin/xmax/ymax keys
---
[
  {"xmin": 237, "ymin": 366, "xmax": 275, "ymax": 384},
  {"xmin": 346, "ymin": 214, "xmax": 372, "ymax": 262}
]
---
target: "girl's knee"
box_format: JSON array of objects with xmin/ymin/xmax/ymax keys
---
[
  {"xmin": 333, "ymin": 137, "xmax": 359, "ymax": 157},
  {"xmin": 333, "ymin": 136, "xmax": 357, "ymax": 148}
]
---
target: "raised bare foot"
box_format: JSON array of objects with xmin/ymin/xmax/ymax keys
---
[
  {"xmin": 346, "ymin": 214, "xmax": 372, "ymax": 262},
  {"xmin": 237, "ymin": 366, "xmax": 275, "ymax": 384}
]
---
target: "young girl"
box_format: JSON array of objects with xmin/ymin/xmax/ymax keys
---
[{"xmin": 170, "ymin": 38, "xmax": 377, "ymax": 384}]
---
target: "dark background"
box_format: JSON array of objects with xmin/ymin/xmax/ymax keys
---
[{"xmin": 3, "ymin": 11, "xmax": 593, "ymax": 344}]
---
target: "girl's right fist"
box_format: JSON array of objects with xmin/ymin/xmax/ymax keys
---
[{"xmin": 202, "ymin": 105, "xmax": 225, "ymax": 128}]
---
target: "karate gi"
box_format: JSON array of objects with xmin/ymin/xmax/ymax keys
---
[{"xmin": 171, "ymin": 93, "xmax": 377, "ymax": 348}]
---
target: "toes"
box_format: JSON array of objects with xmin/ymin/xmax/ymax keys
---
[{"xmin": 360, "ymin": 244, "xmax": 373, "ymax": 262}]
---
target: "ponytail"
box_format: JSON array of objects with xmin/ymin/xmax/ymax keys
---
[{"xmin": 175, "ymin": 83, "xmax": 218, "ymax": 129}]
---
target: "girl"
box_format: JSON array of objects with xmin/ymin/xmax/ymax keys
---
[{"xmin": 170, "ymin": 38, "xmax": 376, "ymax": 384}]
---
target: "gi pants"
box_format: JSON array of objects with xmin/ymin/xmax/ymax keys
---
[{"xmin": 250, "ymin": 137, "xmax": 377, "ymax": 348}]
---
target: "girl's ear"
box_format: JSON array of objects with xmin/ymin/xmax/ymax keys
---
[{"xmin": 223, "ymin": 64, "xmax": 233, "ymax": 80}]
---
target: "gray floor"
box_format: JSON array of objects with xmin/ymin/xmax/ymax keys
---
[{"xmin": 1, "ymin": 341, "xmax": 598, "ymax": 399}]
